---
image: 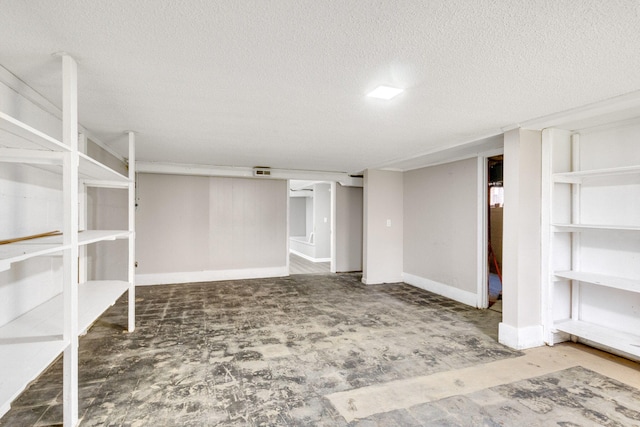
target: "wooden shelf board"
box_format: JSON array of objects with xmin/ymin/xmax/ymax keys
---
[
  {"xmin": 552, "ymin": 223, "xmax": 640, "ymax": 232},
  {"xmin": 0, "ymin": 338, "xmax": 68, "ymax": 417},
  {"xmin": 0, "ymin": 148, "xmax": 64, "ymax": 165},
  {"xmin": 0, "ymin": 112, "xmax": 68, "ymax": 153},
  {"xmin": 554, "ymin": 270, "xmax": 640, "ymax": 293},
  {"xmin": 0, "ymin": 231, "xmax": 130, "ymax": 271},
  {"xmin": 78, "ymin": 230, "xmax": 131, "ymax": 246},
  {"xmin": 554, "ymin": 319, "xmax": 640, "ymax": 358},
  {"xmin": 78, "ymin": 152, "xmax": 128, "ymax": 184},
  {"xmin": 553, "ymin": 164, "xmax": 640, "ymax": 183},
  {"xmin": 0, "ymin": 280, "xmax": 128, "ymax": 415},
  {"xmin": 0, "ymin": 243, "xmax": 69, "ymax": 272}
]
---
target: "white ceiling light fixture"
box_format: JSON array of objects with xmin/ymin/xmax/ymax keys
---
[{"xmin": 367, "ymin": 85, "xmax": 404, "ymax": 100}]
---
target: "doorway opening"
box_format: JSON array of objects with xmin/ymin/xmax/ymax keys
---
[
  {"xmin": 488, "ymin": 156, "xmax": 504, "ymax": 310},
  {"xmin": 289, "ymin": 181, "xmax": 332, "ymax": 275}
]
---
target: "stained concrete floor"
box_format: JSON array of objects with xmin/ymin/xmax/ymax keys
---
[{"xmin": 1, "ymin": 273, "xmax": 640, "ymax": 426}]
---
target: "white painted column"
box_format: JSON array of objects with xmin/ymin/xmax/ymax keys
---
[
  {"xmin": 62, "ymin": 54, "xmax": 79, "ymax": 427},
  {"xmin": 127, "ymin": 131, "xmax": 136, "ymax": 333},
  {"xmin": 499, "ymin": 129, "xmax": 544, "ymax": 350},
  {"xmin": 362, "ymin": 169, "xmax": 403, "ymax": 284}
]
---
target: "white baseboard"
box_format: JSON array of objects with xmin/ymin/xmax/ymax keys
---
[
  {"xmin": 498, "ymin": 322, "xmax": 545, "ymax": 350},
  {"xmin": 136, "ymin": 266, "xmax": 288, "ymax": 286},
  {"xmin": 362, "ymin": 275, "xmax": 403, "ymax": 285},
  {"xmin": 290, "ymin": 249, "xmax": 330, "ymax": 263},
  {"xmin": 402, "ymin": 272, "xmax": 477, "ymax": 307}
]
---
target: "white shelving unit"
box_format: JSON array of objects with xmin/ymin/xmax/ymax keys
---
[
  {"xmin": 542, "ymin": 126, "xmax": 640, "ymax": 359},
  {"xmin": 0, "ymin": 56, "xmax": 135, "ymax": 426}
]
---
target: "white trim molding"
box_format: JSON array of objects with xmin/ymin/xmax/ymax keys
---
[
  {"xmin": 403, "ymin": 273, "xmax": 477, "ymax": 307},
  {"xmin": 136, "ymin": 266, "xmax": 288, "ymax": 286},
  {"xmin": 362, "ymin": 274, "xmax": 404, "ymax": 285},
  {"xmin": 498, "ymin": 323, "xmax": 545, "ymax": 350}
]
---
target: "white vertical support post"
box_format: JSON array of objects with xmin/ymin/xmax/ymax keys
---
[
  {"xmin": 286, "ymin": 180, "xmax": 291, "ymax": 276},
  {"xmin": 62, "ymin": 54, "xmax": 79, "ymax": 427},
  {"xmin": 127, "ymin": 131, "xmax": 136, "ymax": 333},
  {"xmin": 541, "ymin": 129, "xmax": 553, "ymax": 344},
  {"xmin": 330, "ymin": 181, "xmax": 337, "ymax": 273},
  {"xmin": 78, "ymin": 133, "xmax": 88, "ymax": 285},
  {"xmin": 570, "ymin": 133, "xmax": 581, "ymax": 323}
]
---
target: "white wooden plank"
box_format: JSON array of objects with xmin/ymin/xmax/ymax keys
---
[
  {"xmin": 0, "ymin": 111, "xmax": 67, "ymax": 152},
  {"xmin": 552, "ymin": 223, "xmax": 640, "ymax": 232},
  {"xmin": 554, "ymin": 319, "xmax": 640, "ymax": 358},
  {"xmin": 0, "ymin": 230, "xmax": 130, "ymax": 271},
  {"xmin": 0, "ymin": 339, "xmax": 68, "ymax": 418},
  {"xmin": 553, "ymin": 164, "xmax": 640, "ymax": 183},
  {"xmin": 0, "ymin": 148, "xmax": 64, "ymax": 164},
  {"xmin": 0, "ymin": 243, "xmax": 69, "ymax": 272},
  {"xmin": 78, "ymin": 152, "xmax": 128, "ymax": 184},
  {"xmin": 78, "ymin": 280, "xmax": 129, "ymax": 334},
  {"xmin": 554, "ymin": 270, "xmax": 640, "ymax": 294},
  {"xmin": 0, "ymin": 280, "xmax": 128, "ymax": 340},
  {"xmin": 0, "ymin": 280, "xmax": 129, "ymax": 416}
]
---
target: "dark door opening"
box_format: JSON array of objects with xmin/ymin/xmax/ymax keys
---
[{"xmin": 488, "ymin": 156, "xmax": 503, "ymax": 308}]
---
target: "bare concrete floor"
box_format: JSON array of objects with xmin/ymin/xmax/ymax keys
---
[{"xmin": 1, "ymin": 274, "xmax": 639, "ymax": 426}]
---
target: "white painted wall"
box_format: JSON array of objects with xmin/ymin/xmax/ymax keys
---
[
  {"xmin": 402, "ymin": 158, "xmax": 479, "ymax": 306},
  {"xmin": 499, "ymin": 129, "xmax": 544, "ymax": 349},
  {"xmin": 362, "ymin": 169, "xmax": 403, "ymax": 284},
  {"xmin": 135, "ymin": 173, "xmax": 288, "ymax": 284},
  {"xmin": 0, "ymin": 77, "xmax": 65, "ymax": 327},
  {"xmin": 313, "ymin": 183, "xmax": 331, "ymax": 259},
  {"xmin": 335, "ymin": 183, "xmax": 363, "ymax": 272},
  {"xmin": 289, "ymin": 197, "xmax": 307, "ymax": 237}
]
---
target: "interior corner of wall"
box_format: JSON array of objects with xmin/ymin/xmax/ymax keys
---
[{"xmin": 498, "ymin": 322, "xmax": 545, "ymax": 350}]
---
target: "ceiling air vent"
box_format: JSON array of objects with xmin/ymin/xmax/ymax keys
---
[{"xmin": 253, "ymin": 167, "xmax": 271, "ymax": 177}]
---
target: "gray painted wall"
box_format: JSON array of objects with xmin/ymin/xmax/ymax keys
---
[
  {"xmin": 313, "ymin": 183, "xmax": 331, "ymax": 259},
  {"xmin": 289, "ymin": 197, "xmax": 307, "ymax": 237},
  {"xmin": 403, "ymin": 158, "xmax": 479, "ymax": 294},
  {"xmin": 86, "ymin": 187, "xmax": 128, "ymax": 281},
  {"xmin": 136, "ymin": 174, "xmax": 287, "ymax": 275},
  {"xmin": 335, "ymin": 184, "xmax": 363, "ymax": 272}
]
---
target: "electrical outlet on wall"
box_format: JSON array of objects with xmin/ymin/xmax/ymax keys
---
[{"xmin": 386, "ymin": 219, "xmax": 391, "ymax": 227}]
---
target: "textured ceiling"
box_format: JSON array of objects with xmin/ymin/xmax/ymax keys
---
[{"xmin": 1, "ymin": 0, "xmax": 639, "ymax": 173}]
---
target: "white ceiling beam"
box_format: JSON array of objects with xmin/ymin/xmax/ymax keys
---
[{"xmin": 136, "ymin": 161, "xmax": 363, "ymax": 187}]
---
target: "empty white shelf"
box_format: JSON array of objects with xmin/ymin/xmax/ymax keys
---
[
  {"xmin": 552, "ymin": 223, "xmax": 640, "ymax": 232},
  {"xmin": 78, "ymin": 230, "xmax": 131, "ymax": 246},
  {"xmin": 554, "ymin": 319, "xmax": 640, "ymax": 358},
  {"xmin": 0, "ymin": 280, "xmax": 129, "ymax": 415},
  {"xmin": 554, "ymin": 270, "xmax": 640, "ymax": 294},
  {"xmin": 0, "ymin": 112, "xmax": 68, "ymax": 152},
  {"xmin": 0, "ymin": 242, "xmax": 68, "ymax": 272},
  {"xmin": 0, "ymin": 338, "xmax": 68, "ymax": 417},
  {"xmin": 553, "ymin": 164, "xmax": 640, "ymax": 183},
  {"xmin": 78, "ymin": 152, "xmax": 129, "ymax": 186},
  {"xmin": 0, "ymin": 231, "xmax": 130, "ymax": 272}
]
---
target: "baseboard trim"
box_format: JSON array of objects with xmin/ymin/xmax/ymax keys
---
[
  {"xmin": 498, "ymin": 323, "xmax": 545, "ymax": 350},
  {"xmin": 362, "ymin": 275, "xmax": 403, "ymax": 285},
  {"xmin": 136, "ymin": 266, "xmax": 288, "ymax": 286},
  {"xmin": 289, "ymin": 249, "xmax": 330, "ymax": 263},
  {"xmin": 403, "ymin": 272, "xmax": 477, "ymax": 307}
]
